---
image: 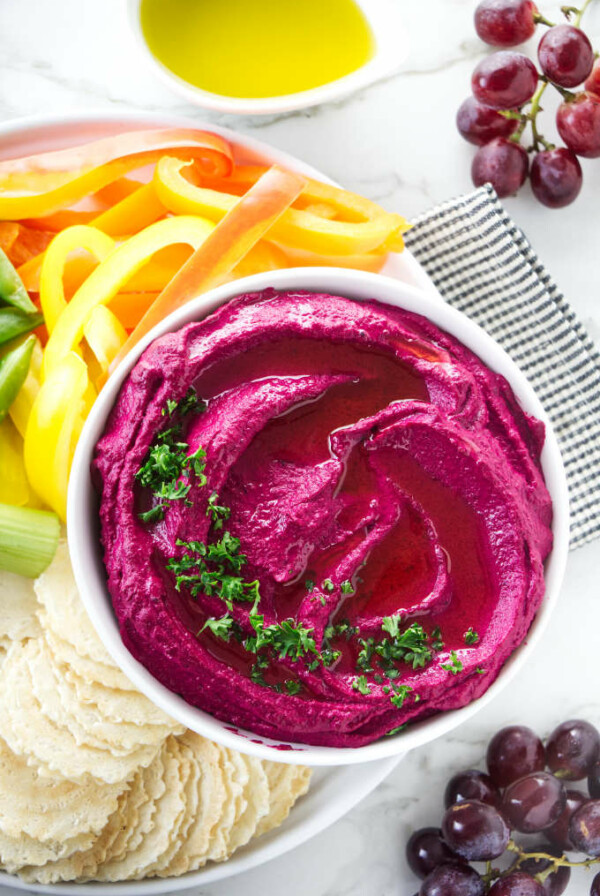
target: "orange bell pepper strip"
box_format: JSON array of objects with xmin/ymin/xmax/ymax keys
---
[
  {"xmin": 112, "ymin": 166, "xmax": 307, "ymax": 371},
  {"xmin": 39, "ymin": 225, "xmax": 116, "ymax": 333},
  {"xmin": 107, "ymin": 292, "xmax": 158, "ymax": 331},
  {"xmin": 24, "ymin": 351, "xmax": 93, "ymax": 520},
  {"xmin": 153, "ymin": 158, "xmax": 408, "ymax": 256},
  {"xmin": 0, "ymin": 128, "xmax": 233, "ymax": 219},
  {"xmin": 42, "ymin": 215, "xmax": 215, "ymax": 381},
  {"xmin": 281, "ymin": 243, "xmax": 388, "ymax": 273}
]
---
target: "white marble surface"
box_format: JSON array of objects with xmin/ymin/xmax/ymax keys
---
[{"xmin": 1, "ymin": 1, "xmax": 599, "ymax": 893}]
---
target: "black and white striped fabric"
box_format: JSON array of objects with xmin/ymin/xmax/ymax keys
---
[{"xmin": 405, "ymin": 184, "xmax": 600, "ymax": 550}]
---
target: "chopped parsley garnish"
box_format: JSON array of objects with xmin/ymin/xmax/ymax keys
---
[
  {"xmin": 246, "ymin": 611, "xmax": 319, "ymax": 662},
  {"xmin": 352, "ymin": 675, "xmax": 371, "ymax": 696},
  {"xmin": 341, "ymin": 580, "xmax": 355, "ymax": 595},
  {"xmin": 206, "ymin": 492, "xmax": 230, "ymax": 530},
  {"xmin": 166, "ymin": 536, "xmax": 259, "ymax": 607},
  {"xmin": 305, "ymin": 579, "xmax": 315, "ymax": 592},
  {"xmin": 284, "ymin": 680, "xmax": 302, "ymax": 696},
  {"xmin": 385, "ymin": 724, "xmax": 407, "ymax": 736},
  {"xmin": 200, "ymin": 614, "xmax": 234, "ymax": 640},
  {"xmin": 476, "ymin": 666, "xmax": 487, "ymax": 675},
  {"xmin": 464, "ymin": 627, "xmax": 480, "ymax": 645},
  {"xmin": 136, "ymin": 424, "xmax": 207, "ymax": 523},
  {"xmin": 161, "ymin": 387, "xmax": 203, "ymax": 418},
  {"xmin": 431, "ymin": 626, "xmax": 444, "ymax": 651},
  {"xmin": 321, "ymin": 578, "xmax": 335, "ymax": 592},
  {"xmin": 318, "ymin": 595, "xmax": 326, "ymax": 607},
  {"xmin": 389, "ymin": 684, "xmax": 413, "ymax": 708},
  {"xmin": 376, "ymin": 621, "xmax": 433, "ymax": 670},
  {"xmin": 441, "ymin": 651, "xmax": 464, "ymax": 676}
]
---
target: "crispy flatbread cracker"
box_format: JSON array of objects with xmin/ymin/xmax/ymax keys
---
[
  {"xmin": 0, "ymin": 641, "xmax": 161, "ymax": 783},
  {"xmin": 0, "ymin": 735, "xmax": 126, "ymax": 842},
  {"xmin": 255, "ymin": 762, "xmax": 312, "ymax": 838},
  {"xmin": 0, "ymin": 570, "xmax": 42, "ymax": 642},
  {"xmin": 225, "ymin": 751, "xmax": 270, "ymax": 853}
]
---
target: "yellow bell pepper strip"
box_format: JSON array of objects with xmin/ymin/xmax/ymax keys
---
[
  {"xmin": 0, "ymin": 503, "xmax": 60, "ymax": 576},
  {"xmin": 0, "ymin": 128, "xmax": 233, "ymax": 220},
  {"xmin": 42, "ymin": 215, "xmax": 215, "ymax": 381},
  {"xmin": 8, "ymin": 335, "xmax": 42, "ymax": 438},
  {"xmin": 18, "ymin": 183, "xmax": 168, "ymax": 295},
  {"xmin": 153, "ymin": 157, "xmax": 408, "ymax": 256},
  {"xmin": 0, "ymin": 335, "xmax": 36, "ymax": 424},
  {"xmin": 0, "ymin": 417, "xmax": 30, "ymax": 505},
  {"xmin": 39, "ymin": 225, "xmax": 116, "ymax": 334},
  {"xmin": 0, "ymin": 247, "xmax": 38, "ymax": 313},
  {"xmin": 91, "ymin": 182, "xmax": 166, "ymax": 237},
  {"xmin": 83, "ymin": 306, "xmax": 127, "ymax": 380},
  {"xmin": 24, "ymin": 351, "xmax": 91, "ymax": 520},
  {"xmin": 113, "ymin": 166, "xmax": 307, "ymax": 370}
]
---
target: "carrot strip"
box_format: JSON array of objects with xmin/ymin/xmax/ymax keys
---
[
  {"xmin": 0, "ymin": 129, "xmax": 233, "ymax": 219},
  {"xmin": 112, "ymin": 166, "xmax": 306, "ymax": 371}
]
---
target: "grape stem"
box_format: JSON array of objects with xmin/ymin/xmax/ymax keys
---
[
  {"xmin": 533, "ymin": 11, "xmax": 556, "ymax": 26},
  {"xmin": 561, "ymin": 0, "xmax": 595, "ymax": 26},
  {"xmin": 509, "ymin": 81, "xmax": 554, "ymax": 152},
  {"xmin": 507, "ymin": 838, "xmax": 600, "ymax": 873}
]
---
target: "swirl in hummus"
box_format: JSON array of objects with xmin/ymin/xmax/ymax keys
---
[{"xmin": 94, "ymin": 289, "xmax": 553, "ymax": 747}]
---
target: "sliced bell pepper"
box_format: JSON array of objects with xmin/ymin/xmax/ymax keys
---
[
  {"xmin": 0, "ymin": 416, "xmax": 30, "ymax": 506},
  {"xmin": 0, "ymin": 128, "xmax": 233, "ymax": 219},
  {"xmin": 39, "ymin": 225, "xmax": 116, "ymax": 333},
  {"xmin": 112, "ymin": 166, "xmax": 307, "ymax": 370},
  {"xmin": 42, "ymin": 214, "xmax": 215, "ymax": 380},
  {"xmin": 107, "ymin": 292, "xmax": 158, "ymax": 331},
  {"xmin": 154, "ymin": 158, "xmax": 408, "ymax": 256},
  {"xmin": 83, "ymin": 305, "xmax": 127, "ymax": 380},
  {"xmin": 24, "ymin": 351, "xmax": 92, "ymax": 520}
]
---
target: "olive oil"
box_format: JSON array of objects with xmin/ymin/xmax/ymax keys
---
[{"xmin": 139, "ymin": 0, "xmax": 375, "ymax": 99}]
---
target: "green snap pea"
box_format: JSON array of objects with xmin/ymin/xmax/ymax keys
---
[
  {"xmin": 0, "ymin": 334, "xmax": 36, "ymax": 423},
  {"xmin": 0, "ymin": 307, "xmax": 43, "ymax": 349},
  {"xmin": 0, "ymin": 247, "xmax": 37, "ymax": 314}
]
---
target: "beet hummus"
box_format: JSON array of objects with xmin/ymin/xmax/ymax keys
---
[{"xmin": 94, "ymin": 289, "xmax": 553, "ymax": 747}]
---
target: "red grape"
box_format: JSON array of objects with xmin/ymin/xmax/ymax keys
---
[
  {"xmin": 592, "ymin": 872, "xmax": 600, "ymax": 896},
  {"xmin": 557, "ymin": 94, "xmax": 600, "ymax": 158},
  {"xmin": 444, "ymin": 770, "xmax": 501, "ymax": 809},
  {"xmin": 488, "ymin": 872, "xmax": 545, "ymax": 895},
  {"xmin": 585, "ymin": 59, "xmax": 600, "ymax": 100},
  {"xmin": 472, "ymin": 137, "xmax": 529, "ymax": 197},
  {"xmin": 457, "ymin": 97, "xmax": 519, "ymax": 145},
  {"xmin": 569, "ymin": 800, "xmax": 600, "ymax": 855},
  {"xmin": 487, "ymin": 726, "xmax": 546, "ymax": 787},
  {"xmin": 520, "ymin": 843, "xmax": 571, "ymax": 895},
  {"xmin": 472, "ymin": 52, "xmax": 538, "ymax": 109},
  {"xmin": 589, "ymin": 760, "xmax": 600, "ymax": 798},
  {"xmin": 546, "ymin": 719, "xmax": 600, "ymax": 780},
  {"xmin": 420, "ymin": 863, "xmax": 485, "ymax": 896},
  {"xmin": 406, "ymin": 827, "xmax": 464, "ymax": 879},
  {"xmin": 546, "ymin": 789, "xmax": 588, "ymax": 850},
  {"xmin": 474, "ymin": 0, "xmax": 538, "ymax": 48},
  {"xmin": 530, "ymin": 148, "xmax": 582, "ymax": 208},
  {"xmin": 502, "ymin": 772, "xmax": 566, "ymax": 833},
  {"xmin": 538, "ymin": 25, "xmax": 594, "ymax": 88},
  {"xmin": 442, "ymin": 800, "xmax": 510, "ymax": 860}
]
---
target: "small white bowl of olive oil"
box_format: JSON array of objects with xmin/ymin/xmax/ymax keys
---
[{"xmin": 128, "ymin": 0, "xmax": 408, "ymax": 115}]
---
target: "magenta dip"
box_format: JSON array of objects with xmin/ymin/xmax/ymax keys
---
[{"xmin": 94, "ymin": 290, "xmax": 552, "ymax": 748}]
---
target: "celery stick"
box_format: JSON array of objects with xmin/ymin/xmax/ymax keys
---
[{"xmin": 0, "ymin": 503, "xmax": 60, "ymax": 578}]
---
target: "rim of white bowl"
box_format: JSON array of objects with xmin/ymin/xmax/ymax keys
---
[
  {"xmin": 126, "ymin": 0, "xmax": 409, "ymax": 115},
  {"xmin": 67, "ymin": 267, "xmax": 570, "ymax": 766}
]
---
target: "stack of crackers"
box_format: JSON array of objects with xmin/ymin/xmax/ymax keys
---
[{"xmin": 0, "ymin": 541, "xmax": 310, "ymax": 883}]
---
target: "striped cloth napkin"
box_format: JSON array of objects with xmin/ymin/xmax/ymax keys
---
[{"xmin": 405, "ymin": 184, "xmax": 600, "ymax": 549}]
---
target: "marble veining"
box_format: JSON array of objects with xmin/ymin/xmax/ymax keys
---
[{"xmin": 0, "ymin": 1, "xmax": 599, "ymax": 892}]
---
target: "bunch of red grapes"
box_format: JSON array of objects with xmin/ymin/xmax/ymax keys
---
[
  {"xmin": 406, "ymin": 719, "xmax": 600, "ymax": 894},
  {"xmin": 457, "ymin": 0, "xmax": 600, "ymax": 207}
]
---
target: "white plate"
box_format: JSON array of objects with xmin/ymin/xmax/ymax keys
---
[{"xmin": 0, "ymin": 112, "xmax": 407, "ymax": 896}]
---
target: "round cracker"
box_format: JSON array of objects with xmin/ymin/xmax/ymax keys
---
[
  {"xmin": 43, "ymin": 626, "xmax": 131, "ymax": 691},
  {"xmin": 224, "ymin": 751, "xmax": 269, "ymax": 853},
  {"xmin": 0, "ymin": 735, "xmax": 126, "ymax": 842},
  {"xmin": 255, "ymin": 762, "xmax": 312, "ymax": 838},
  {"xmin": 0, "ymin": 570, "xmax": 42, "ymax": 642},
  {"xmin": 0, "ymin": 641, "xmax": 161, "ymax": 784},
  {"xmin": 34, "ymin": 539, "xmax": 113, "ymax": 665}
]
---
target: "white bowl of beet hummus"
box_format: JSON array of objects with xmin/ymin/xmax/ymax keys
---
[{"xmin": 68, "ymin": 268, "xmax": 569, "ymax": 765}]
